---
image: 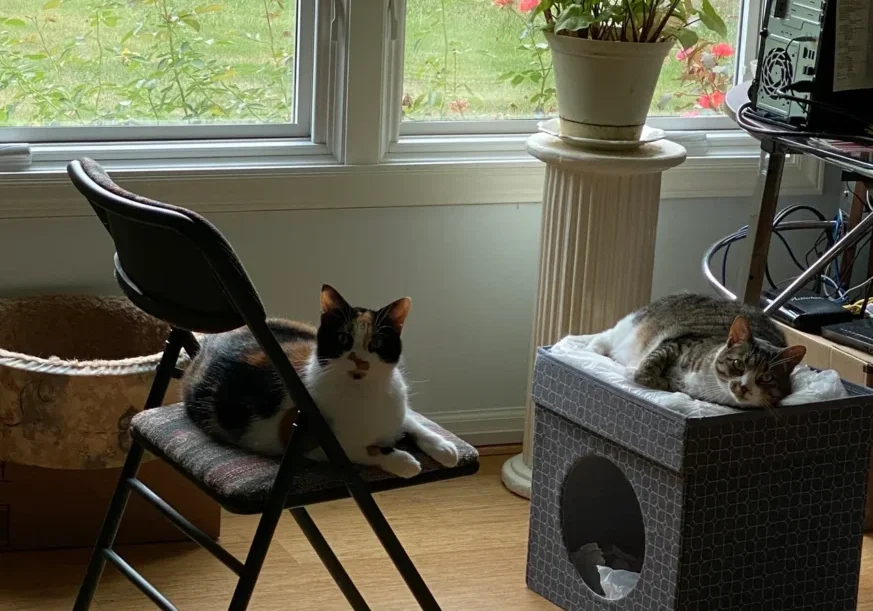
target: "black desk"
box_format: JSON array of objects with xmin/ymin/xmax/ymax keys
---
[{"xmin": 721, "ymin": 82, "xmax": 873, "ymax": 312}]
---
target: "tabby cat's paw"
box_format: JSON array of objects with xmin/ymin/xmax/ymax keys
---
[
  {"xmin": 383, "ymin": 451, "xmax": 422, "ymax": 478},
  {"xmin": 425, "ymin": 438, "xmax": 460, "ymax": 468}
]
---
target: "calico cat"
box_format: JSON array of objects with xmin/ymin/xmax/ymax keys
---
[
  {"xmin": 182, "ymin": 285, "xmax": 459, "ymax": 478},
  {"xmin": 590, "ymin": 293, "xmax": 807, "ymax": 408}
]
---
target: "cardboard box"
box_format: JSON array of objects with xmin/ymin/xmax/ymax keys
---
[
  {"xmin": 778, "ymin": 322, "xmax": 873, "ymax": 530},
  {"xmin": 0, "ymin": 457, "xmax": 220, "ymax": 551}
]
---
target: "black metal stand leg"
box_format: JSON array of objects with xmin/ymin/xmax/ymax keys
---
[
  {"xmin": 72, "ymin": 443, "xmax": 145, "ymax": 611},
  {"xmin": 739, "ymin": 142, "xmax": 786, "ymax": 304},
  {"xmin": 290, "ymin": 507, "xmax": 371, "ymax": 611}
]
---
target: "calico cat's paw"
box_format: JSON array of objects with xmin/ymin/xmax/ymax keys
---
[
  {"xmin": 420, "ymin": 437, "xmax": 460, "ymax": 468},
  {"xmin": 382, "ymin": 450, "xmax": 422, "ymax": 478}
]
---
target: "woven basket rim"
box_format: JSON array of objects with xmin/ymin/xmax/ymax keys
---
[{"xmin": 0, "ymin": 347, "xmax": 187, "ymax": 376}]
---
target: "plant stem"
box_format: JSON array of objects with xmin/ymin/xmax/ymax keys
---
[
  {"xmin": 218, "ymin": 82, "xmax": 265, "ymax": 121},
  {"xmin": 146, "ymin": 89, "xmax": 161, "ymax": 120},
  {"xmin": 94, "ymin": 12, "xmax": 104, "ymax": 116},
  {"xmin": 262, "ymin": 0, "xmax": 290, "ymax": 109},
  {"xmin": 0, "ymin": 54, "xmax": 67, "ymax": 118},
  {"xmin": 262, "ymin": 0, "xmax": 279, "ymax": 64},
  {"xmin": 160, "ymin": 0, "xmax": 190, "ymax": 119},
  {"xmin": 650, "ymin": 0, "xmax": 681, "ymax": 41},
  {"xmin": 30, "ymin": 14, "xmax": 83, "ymax": 120},
  {"xmin": 439, "ymin": 0, "xmax": 449, "ymax": 117},
  {"xmin": 31, "ymin": 16, "xmax": 60, "ymax": 76}
]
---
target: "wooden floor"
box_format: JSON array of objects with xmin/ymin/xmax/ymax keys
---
[{"xmin": 4, "ymin": 454, "xmax": 873, "ymax": 611}]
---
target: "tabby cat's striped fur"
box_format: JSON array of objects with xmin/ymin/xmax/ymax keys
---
[{"xmin": 591, "ymin": 293, "xmax": 807, "ymax": 408}]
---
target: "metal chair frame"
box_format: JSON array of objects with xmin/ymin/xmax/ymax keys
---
[{"xmin": 67, "ymin": 159, "xmax": 451, "ymax": 611}]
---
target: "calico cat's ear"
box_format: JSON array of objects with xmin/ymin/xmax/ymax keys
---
[
  {"xmin": 727, "ymin": 316, "xmax": 752, "ymax": 346},
  {"xmin": 777, "ymin": 345, "xmax": 806, "ymax": 372},
  {"xmin": 321, "ymin": 284, "xmax": 351, "ymax": 313},
  {"xmin": 383, "ymin": 297, "xmax": 411, "ymax": 332}
]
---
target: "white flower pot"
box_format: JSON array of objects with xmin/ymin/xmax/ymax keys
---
[{"xmin": 546, "ymin": 33, "xmax": 674, "ymax": 141}]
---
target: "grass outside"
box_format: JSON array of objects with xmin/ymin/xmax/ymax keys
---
[
  {"xmin": 0, "ymin": 0, "xmax": 296, "ymax": 125},
  {"xmin": 0, "ymin": 0, "xmax": 740, "ymax": 126}
]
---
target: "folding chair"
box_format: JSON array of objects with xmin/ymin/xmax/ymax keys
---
[{"xmin": 67, "ymin": 158, "xmax": 480, "ymax": 611}]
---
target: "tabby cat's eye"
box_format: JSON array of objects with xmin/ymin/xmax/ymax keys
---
[
  {"xmin": 369, "ymin": 337, "xmax": 383, "ymax": 351},
  {"xmin": 337, "ymin": 332, "xmax": 352, "ymax": 348},
  {"xmin": 759, "ymin": 373, "xmax": 773, "ymax": 383},
  {"xmin": 731, "ymin": 359, "xmax": 744, "ymax": 372}
]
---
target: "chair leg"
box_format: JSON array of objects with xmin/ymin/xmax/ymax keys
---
[
  {"xmin": 72, "ymin": 330, "xmax": 186, "ymax": 611},
  {"xmin": 227, "ymin": 423, "xmax": 313, "ymax": 611},
  {"xmin": 348, "ymin": 487, "xmax": 442, "ymax": 611},
  {"xmin": 72, "ymin": 443, "xmax": 145, "ymax": 611},
  {"xmin": 290, "ymin": 507, "xmax": 370, "ymax": 611}
]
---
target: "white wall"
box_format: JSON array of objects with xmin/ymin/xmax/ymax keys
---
[{"xmin": 0, "ymin": 171, "xmax": 840, "ymax": 443}]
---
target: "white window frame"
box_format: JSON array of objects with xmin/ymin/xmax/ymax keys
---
[{"xmin": 0, "ymin": 0, "xmax": 824, "ymax": 220}]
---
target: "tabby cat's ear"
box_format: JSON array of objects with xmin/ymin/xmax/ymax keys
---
[
  {"xmin": 383, "ymin": 297, "xmax": 411, "ymax": 332},
  {"xmin": 777, "ymin": 345, "xmax": 807, "ymax": 372},
  {"xmin": 727, "ymin": 316, "xmax": 752, "ymax": 346},
  {"xmin": 321, "ymin": 284, "xmax": 351, "ymax": 314}
]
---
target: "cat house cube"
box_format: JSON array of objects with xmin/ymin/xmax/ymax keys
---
[{"xmin": 527, "ymin": 347, "xmax": 873, "ymax": 611}]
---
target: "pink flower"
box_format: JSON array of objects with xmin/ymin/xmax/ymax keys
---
[
  {"xmin": 492, "ymin": 0, "xmax": 513, "ymax": 6},
  {"xmin": 697, "ymin": 91, "xmax": 726, "ymax": 109},
  {"xmin": 681, "ymin": 110, "xmax": 700, "ymax": 117},
  {"xmin": 519, "ymin": 0, "xmax": 539, "ymax": 12},
  {"xmin": 449, "ymin": 98, "xmax": 469, "ymax": 113},
  {"xmin": 676, "ymin": 48, "xmax": 692, "ymax": 61},
  {"xmin": 711, "ymin": 42, "xmax": 734, "ymax": 58}
]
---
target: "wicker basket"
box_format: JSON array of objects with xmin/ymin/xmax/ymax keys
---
[{"xmin": 0, "ymin": 295, "xmax": 183, "ymax": 469}]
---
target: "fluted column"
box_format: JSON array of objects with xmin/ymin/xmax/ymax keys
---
[{"xmin": 501, "ymin": 133, "xmax": 686, "ymax": 499}]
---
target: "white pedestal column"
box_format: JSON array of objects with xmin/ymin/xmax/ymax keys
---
[{"xmin": 501, "ymin": 133, "xmax": 687, "ymax": 499}]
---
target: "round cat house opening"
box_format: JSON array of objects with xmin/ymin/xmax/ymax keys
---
[
  {"xmin": 0, "ymin": 295, "xmax": 183, "ymax": 470},
  {"xmin": 562, "ymin": 455, "xmax": 646, "ymax": 600}
]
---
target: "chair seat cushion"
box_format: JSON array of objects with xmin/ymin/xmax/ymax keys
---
[{"xmin": 130, "ymin": 405, "xmax": 479, "ymax": 514}]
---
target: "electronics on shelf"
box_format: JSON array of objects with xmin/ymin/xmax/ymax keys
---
[{"xmin": 750, "ymin": 0, "xmax": 873, "ymax": 134}]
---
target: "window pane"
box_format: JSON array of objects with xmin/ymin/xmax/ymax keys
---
[
  {"xmin": 0, "ymin": 0, "xmax": 296, "ymax": 127},
  {"xmin": 402, "ymin": 0, "xmax": 740, "ymax": 122}
]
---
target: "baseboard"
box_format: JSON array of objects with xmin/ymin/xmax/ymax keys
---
[{"xmin": 426, "ymin": 406, "xmax": 525, "ymax": 447}]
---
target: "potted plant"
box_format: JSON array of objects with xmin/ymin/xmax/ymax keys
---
[{"xmin": 529, "ymin": 0, "xmax": 728, "ymax": 141}]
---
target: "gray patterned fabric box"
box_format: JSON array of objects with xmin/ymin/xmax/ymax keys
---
[{"xmin": 527, "ymin": 347, "xmax": 873, "ymax": 611}]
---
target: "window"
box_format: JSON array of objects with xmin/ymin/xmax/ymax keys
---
[
  {"xmin": 0, "ymin": 0, "xmax": 779, "ymax": 175},
  {"xmin": 0, "ymin": 0, "xmax": 314, "ymax": 141},
  {"xmin": 400, "ymin": 0, "xmax": 753, "ymax": 135}
]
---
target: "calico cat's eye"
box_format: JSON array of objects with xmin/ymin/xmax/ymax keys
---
[
  {"xmin": 369, "ymin": 337, "xmax": 383, "ymax": 352},
  {"xmin": 337, "ymin": 332, "xmax": 353, "ymax": 349},
  {"xmin": 758, "ymin": 373, "xmax": 773, "ymax": 384},
  {"xmin": 730, "ymin": 359, "xmax": 744, "ymax": 373}
]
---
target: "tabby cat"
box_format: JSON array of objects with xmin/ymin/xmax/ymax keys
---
[
  {"xmin": 590, "ymin": 293, "xmax": 807, "ymax": 408},
  {"xmin": 182, "ymin": 285, "xmax": 459, "ymax": 478}
]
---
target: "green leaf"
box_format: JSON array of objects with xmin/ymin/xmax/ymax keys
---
[
  {"xmin": 674, "ymin": 27, "xmax": 698, "ymax": 49},
  {"xmin": 511, "ymin": 74, "xmax": 525, "ymax": 86},
  {"xmin": 43, "ymin": 0, "xmax": 62, "ymax": 9},
  {"xmin": 195, "ymin": 4, "xmax": 223, "ymax": 13},
  {"xmin": 1, "ymin": 18, "xmax": 27, "ymax": 27},
  {"xmin": 553, "ymin": 5, "xmax": 594, "ymax": 34},
  {"xmin": 180, "ymin": 15, "xmax": 201, "ymax": 30},
  {"xmin": 104, "ymin": 15, "xmax": 118, "ymax": 27},
  {"xmin": 699, "ymin": 0, "xmax": 727, "ymax": 38}
]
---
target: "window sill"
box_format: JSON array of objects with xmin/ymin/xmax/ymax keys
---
[{"xmin": 0, "ymin": 130, "xmax": 824, "ymax": 220}]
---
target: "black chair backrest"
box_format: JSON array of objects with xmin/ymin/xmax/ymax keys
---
[{"xmin": 67, "ymin": 158, "xmax": 265, "ymax": 333}]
